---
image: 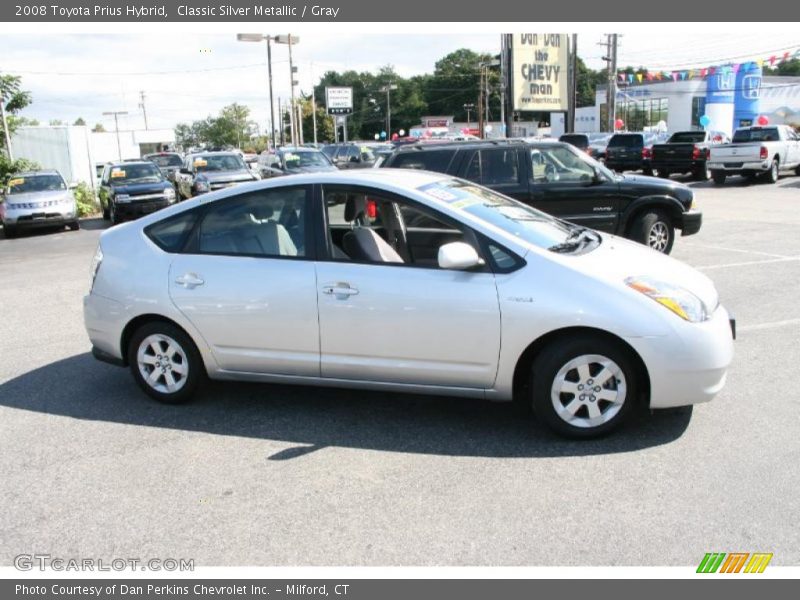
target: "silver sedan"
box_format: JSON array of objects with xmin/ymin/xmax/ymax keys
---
[{"xmin": 84, "ymin": 170, "xmax": 734, "ymax": 438}]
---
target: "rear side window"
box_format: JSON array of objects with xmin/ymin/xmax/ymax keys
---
[
  {"xmin": 608, "ymin": 134, "xmax": 644, "ymax": 148},
  {"xmin": 145, "ymin": 210, "xmax": 200, "ymax": 253},
  {"xmin": 466, "ymin": 148, "xmax": 520, "ymax": 185},
  {"xmin": 388, "ymin": 150, "xmax": 455, "ymax": 174},
  {"xmin": 732, "ymin": 128, "xmax": 780, "ymax": 143}
]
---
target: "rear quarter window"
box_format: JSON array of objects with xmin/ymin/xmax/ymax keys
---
[
  {"xmin": 145, "ymin": 210, "xmax": 199, "ymax": 253},
  {"xmin": 388, "ymin": 150, "xmax": 456, "ymax": 174}
]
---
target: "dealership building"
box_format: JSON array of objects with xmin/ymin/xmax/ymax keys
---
[{"xmin": 576, "ymin": 74, "xmax": 800, "ymax": 136}]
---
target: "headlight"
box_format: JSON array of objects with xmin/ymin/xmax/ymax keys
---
[
  {"xmin": 115, "ymin": 194, "xmax": 131, "ymax": 203},
  {"xmin": 194, "ymin": 180, "xmax": 210, "ymax": 193},
  {"xmin": 625, "ymin": 276, "xmax": 709, "ymax": 322},
  {"xmin": 164, "ymin": 186, "xmax": 176, "ymax": 202},
  {"xmin": 90, "ymin": 244, "xmax": 103, "ymax": 291}
]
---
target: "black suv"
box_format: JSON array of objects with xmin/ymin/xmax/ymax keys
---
[
  {"xmin": 382, "ymin": 139, "xmax": 701, "ymax": 254},
  {"xmin": 98, "ymin": 161, "xmax": 177, "ymax": 224}
]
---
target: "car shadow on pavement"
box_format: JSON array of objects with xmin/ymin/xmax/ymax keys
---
[{"xmin": 0, "ymin": 353, "xmax": 694, "ymax": 458}]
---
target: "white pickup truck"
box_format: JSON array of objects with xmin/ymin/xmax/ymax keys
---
[{"xmin": 708, "ymin": 125, "xmax": 800, "ymax": 185}]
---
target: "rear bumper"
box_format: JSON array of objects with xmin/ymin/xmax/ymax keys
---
[
  {"xmin": 681, "ymin": 210, "xmax": 702, "ymax": 236},
  {"xmin": 707, "ymin": 160, "xmax": 769, "ymax": 173},
  {"xmin": 606, "ymin": 159, "xmax": 647, "ymax": 171},
  {"xmin": 651, "ymin": 159, "xmax": 705, "ymax": 172}
]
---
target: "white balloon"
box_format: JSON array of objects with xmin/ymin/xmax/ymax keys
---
[
  {"xmin": 485, "ymin": 124, "xmax": 493, "ymax": 133},
  {"xmin": 399, "ymin": 129, "xmax": 406, "ymax": 136}
]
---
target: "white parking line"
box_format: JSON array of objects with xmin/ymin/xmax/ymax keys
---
[
  {"xmin": 681, "ymin": 242, "xmax": 789, "ymax": 259},
  {"xmin": 697, "ymin": 256, "xmax": 800, "ymax": 270},
  {"xmin": 739, "ymin": 318, "xmax": 800, "ymax": 332}
]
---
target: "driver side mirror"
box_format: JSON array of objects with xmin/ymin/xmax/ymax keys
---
[
  {"xmin": 592, "ymin": 166, "xmax": 606, "ymax": 185},
  {"xmin": 438, "ymin": 242, "xmax": 485, "ymax": 270}
]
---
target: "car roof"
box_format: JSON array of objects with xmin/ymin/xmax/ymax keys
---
[
  {"xmin": 393, "ymin": 139, "xmax": 533, "ymax": 153},
  {"xmin": 108, "ymin": 161, "xmax": 154, "ymax": 167},
  {"xmin": 190, "ymin": 151, "xmax": 240, "ymax": 156}
]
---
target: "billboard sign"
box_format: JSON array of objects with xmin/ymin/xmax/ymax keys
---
[
  {"xmin": 511, "ymin": 33, "xmax": 569, "ymax": 112},
  {"xmin": 325, "ymin": 87, "xmax": 353, "ymax": 115}
]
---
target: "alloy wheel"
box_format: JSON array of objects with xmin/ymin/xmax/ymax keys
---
[
  {"xmin": 136, "ymin": 333, "xmax": 189, "ymax": 394},
  {"xmin": 648, "ymin": 221, "xmax": 670, "ymax": 252},
  {"xmin": 550, "ymin": 354, "xmax": 627, "ymax": 429}
]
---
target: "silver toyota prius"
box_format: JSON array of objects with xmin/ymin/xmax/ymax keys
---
[{"xmin": 84, "ymin": 169, "xmax": 734, "ymax": 438}]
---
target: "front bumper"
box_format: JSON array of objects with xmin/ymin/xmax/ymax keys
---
[
  {"xmin": 114, "ymin": 198, "xmax": 169, "ymax": 218},
  {"xmin": 681, "ymin": 210, "xmax": 703, "ymax": 236},
  {"xmin": 626, "ymin": 305, "xmax": 735, "ymax": 409},
  {"xmin": 3, "ymin": 207, "xmax": 77, "ymax": 228}
]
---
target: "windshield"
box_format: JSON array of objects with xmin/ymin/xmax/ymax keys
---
[
  {"xmin": 668, "ymin": 132, "xmax": 706, "ymax": 144},
  {"xmin": 193, "ymin": 154, "xmax": 247, "ymax": 172},
  {"xmin": 7, "ymin": 174, "xmax": 66, "ymax": 194},
  {"xmin": 732, "ymin": 128, "xmax": 780, "ymax": 143},
  {"xmin": 108, "ymin": 164, "xmax": 163, "ymax": 184},
  {"xmin": 417, "ymin": 179, "xmax": 584, "ymax": 251},
  {"xmin": 147, "ymin": 154, "xmax": 182, "ymax": 167},
  {"xmin": 282, "ymin": 151, "xmax": 333, "ymax": 169}
]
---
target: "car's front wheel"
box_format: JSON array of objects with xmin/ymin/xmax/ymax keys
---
[
  {"xmin": 631, "ymin": 209, "xmax": 674, "ymax": 254},
  {"xmin": 531, "ymin": 336, "xmax": 640, "ymax": 438},
  {"xmin": 765, "ymin": 159, "xmax": 779, "ymax": 184},
  {"xmin": 128, "ymin": 322, "xmax": 204, "ymax": 404}
]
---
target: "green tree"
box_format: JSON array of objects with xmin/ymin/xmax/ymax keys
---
[
  {"xmin": 765, "ymin": 58, "xmax": 800, "ymax": 76},
  {"xmin": 49, "ymin": 119, "xmax": 64, "ymax": 126},
  {"xmin": 0, "ymin": 74, "xmax": 33, "ymax": 150},
  {"xmin": 92, "ymin": 123, "xmax": 106, "ymax": 132},
  {"xmin": 424, "ymin": 49, "xmax": 499, "ymax": 122},
  {"xmin": 74, "ymin": 117, "xmax": 86, "ymax": 126}
]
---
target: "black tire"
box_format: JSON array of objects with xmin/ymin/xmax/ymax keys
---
[
  {"xmin": 68, "ymin": 221, "xmax": 80, "ymax": 231},
  {"xmin": 102, "ymin": 204, "xmax": 110, "ymax": 220},
  {"xmin": 655, "ymin": 169, "xmax": 670, "ymax": 179},
  {"xmin": 765, "ymin": 159, "xmax": 779, "ymax": 184},
  {"xmin": 3, "ymin": 224, "xmax": 17, "ymax": 239},
  {"xmin": 127, "ymin": 322, "xmax": 204, "ymax": 404},
  {"xmin": 643, "ymin": 166, "xmax": 654, "ymax": 176},
  {"xmin": 795, "ymin": 164, "xmax": 800, "ymax": 177},
  {"xmin": 630, "ymin": 209, "xmax": 674, "ymax": 254},
  {"xmin": 531, "ymin": 335, "xmax": 640, "ymax": 439},
  {"xmin": 693, "ymin": 165, "xmax": 711, "ymax": 181},
  {"xmin": 712, "ymin": 171, "xmax": 726, "ymax": 186},
  {"xmin": 110, "ymin": 201, "xmax": 121, "ymax": 225}
]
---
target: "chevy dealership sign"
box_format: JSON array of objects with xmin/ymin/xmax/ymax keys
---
[
  {"xmin": 325, "ymin": 87, "xmax": 354, "ymax": 115},
  {"xmin": 511, "ymin": 33, "xmax": 569, "ymax": 112}
]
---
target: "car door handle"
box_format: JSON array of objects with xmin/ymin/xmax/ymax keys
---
[
  {"xmin": 322, "ymin": 283, "xmax": 359, "ymax": 298},
  {"xmin": 175, "ymin": 273, "xmax": 205, "ymax": 289}
]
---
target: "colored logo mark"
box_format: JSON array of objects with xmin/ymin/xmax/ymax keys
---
[{"xmin": 697, "ymin": 552, "xmax": 773, "ymax": 573}]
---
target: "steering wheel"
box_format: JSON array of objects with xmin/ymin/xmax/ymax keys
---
[{"xmin": 544, "ymin": 164, "xmax": 560, "ymax": 182}]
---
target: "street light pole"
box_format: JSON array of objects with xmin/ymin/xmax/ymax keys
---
[
  {"xmin": 237, "ymin": 33, "xmax": 278, "ymax": 149},
  {"xmin": 273, "ymin": 34, "xmax": 301, "ymax": 147},
  {"xmin": 463, "ymin": 103, "xmax": 474, "ymax": 127},
  {"xmin": 102, "ymin": 110, "xmax": 128, "ymax": 160}
]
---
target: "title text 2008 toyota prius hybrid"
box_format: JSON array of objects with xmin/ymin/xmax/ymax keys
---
[{"xmin": 83, "ymin": 170, "xmax": 735, "ymax": 438}]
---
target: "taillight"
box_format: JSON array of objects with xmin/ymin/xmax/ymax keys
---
[
  {"xmin": 642, "ymin": 147, "xmax": 652, "ymax": 159},
  {"xmin": 366, "ymin": 199, "xmax": 378, "ymax": 220},
  {"xmin": 760, "ymin": 146, "xmax": 768, "ymax": 160},
  {"xmin": 692, "ymin": 146, "xmax": 701, "ymax": 160}
]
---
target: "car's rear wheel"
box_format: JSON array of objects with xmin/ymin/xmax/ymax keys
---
[
  {"xmin": 128, "ymin": 322, "xmax": 203, "ymax": 404},
  {"xmin": 765, "ymin": 159, "xmax": 779, "ymax": 184},
  {"xmin": 655, "ymin": 169, "xmax": 670, "ymax": 179},
  {"xmin": 531, "ymin": 336, "xmax": 640, "ymax": 438},
  {"xmin": 712, "ymin": 171, "xmax": 726, "ymax": 185},
  {"xmin": 631, "ymin": 209, "xmax": 674, "ymax": 254},
  {"xmin": 68, "ymin": 221, "xmax": 80, "ymax": 231}
]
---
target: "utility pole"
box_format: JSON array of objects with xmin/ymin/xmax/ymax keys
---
[
  {"xmin": 502, "ymin": 33, "xmax": 514, "ymax": 139},
  {"xmin": 138, "ymin": 91, "xmax": 149, "ymax": 130},
  {"xmin": 379, "ymin": 83, "xmax": 398, "ymax": 136},
  {"xmin": 311, "ymin": 61, "xmax": 318, "ymax": 145},
  {"xmin": 601, "ymin": 34, "xmax": 619, "ymax": 132},
  {"xmin": 286, "ymin": 34, "xmax": 297, "ymax": 146},
  {"xmin": 478, "ymin": 69, "xmax": 484, "ymax": 139},
  {"xmin": 0, "ymin": 95, "xmax": 13, "ymax": 161},
  {"xmin": 277, "ymin": 97, "xmax": 283, "ymax": 146},
  {"xmin": 102, "ymin": 110, "xmax": 128, "ymax": 160},
  {"xmin": 567, "ymin": 34, "xmax": 577, "ymax": 134}
]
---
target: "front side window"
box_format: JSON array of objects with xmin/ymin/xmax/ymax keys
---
[
  {"xmin": 197, "ymin": 187, "xmax": 309, "ymax": 258},
  {"xmin": 530, "ymin": 145, "xmax": 597, "ymax": 184}
]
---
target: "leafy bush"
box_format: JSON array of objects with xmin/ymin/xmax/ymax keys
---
[
  {"xmin": 73, "ymin": 182, "xmax": 99, "ymax": 217},
  {"xmin": 0, "ymin": 155, "xmax": 39, "ymax": 186}
]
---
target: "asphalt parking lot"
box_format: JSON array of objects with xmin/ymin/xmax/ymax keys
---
[{"xmin": 1, "ymin": 174, "xmax": 798, "ymax": 567}]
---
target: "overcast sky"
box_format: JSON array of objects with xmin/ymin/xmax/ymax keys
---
[{"xmin": 3, "ymin": 32, "xmax": 798, "ymax": 132}]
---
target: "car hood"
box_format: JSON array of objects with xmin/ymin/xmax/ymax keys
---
[
  {"xmin": 616, "ymin": 173, "xmax": 693, "ymax": 205},
  {"xmin": 195, "ymin": 170, "xmax": 255, "ymax": 183},
  {"xmin": 111, "ymin": 181, "xmax": 170, "ymax": 194},
  {"xmin": 567, "ymin": 233, "xmax": 718, "ymax": 310},
  {"xmin": 6, "ymin": 189, "xmax": 73, "ymax": 203}
]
